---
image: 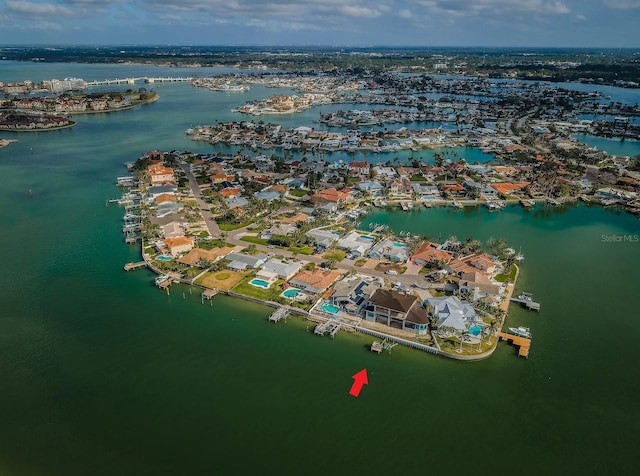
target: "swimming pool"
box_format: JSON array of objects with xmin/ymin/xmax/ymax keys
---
[
  {"xmin": 469, "ymin": 324, "xmax": 483, "ymax": 336},
  {"xmin": 393, "ymin": 242, "xmax": 406, "ymax": 247},
  {"xmin": 157, "ymin": 255, "xmax": 172, "ymax": 261},
  {"xmin": 359, "ymin": 235, "xmax": 375, "ymax": 241},
  {"xmin": 249, "ymin": 278, "xmax": 271, "ymax": 289},
  {"xmin": 321, "ymin": 304, "xmax": 340, "ymax": 314},
  {"xmin": 282, "ymin": 288, "xmax": 301, "ymax": 299}
]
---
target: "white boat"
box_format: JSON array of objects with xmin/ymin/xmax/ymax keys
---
[
  {"xmin": 155, "ymin": 275, "xmax": 171, "ymax": 286},
  {"xmin": 508, "ymin": 326, "xmax": 531, "ymax": 339}
]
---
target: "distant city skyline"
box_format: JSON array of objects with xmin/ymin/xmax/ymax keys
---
[{"xmin": 1, "ymin": 0, "xmax": 639, "ymax": 48}]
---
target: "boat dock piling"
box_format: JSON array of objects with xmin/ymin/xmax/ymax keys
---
[
  {"xmin": 499, "ymin": 332, "xmax": 531, "ymax": 358},
  {"xmin": 268, "ymin": 307, "xmax": 289, "ymax": 323},
  {"xmin": 371, "ymin": 338, "xmax": 399, "ymax": 354},
  {"xmin": 314, "ymin": 319, "xmax": 342, "ymax": 338}
]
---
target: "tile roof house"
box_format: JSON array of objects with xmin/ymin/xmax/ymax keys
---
[
  {"xmin": 289, "ymin": 268, "xmax": 343, "ymax": 294},
  {"xmin": 148, "ymin": 164, "xmax": 175, "ymax": 185},
  {"xmin": 177, "ymin": 247, "xmax": 234, "ymax": 266},
  {"xmin": 310, "ymin": 188, "xmax": 351, "ymax": 206},
  {"xmin": 163, "ymin": 236, "xmax": 195, "ymax": 257},
  {"xmin": 411, "ymin": 242, "xmax": 453, "ymax": 266},
  {"xmin": 365, "ymin": 289, "xmax": 430, "ymax": 335}
]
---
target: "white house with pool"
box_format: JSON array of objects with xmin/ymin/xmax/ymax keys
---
[{"xmin": 425, "ymin": 296, "xmax": 483, "ymax": 336}]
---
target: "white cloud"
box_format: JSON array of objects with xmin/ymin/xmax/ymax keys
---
[
  {"xmin": 6, "ymin": 0, "xmax": 73, "ymax": 16},
  {"xmin": 398, "ymin": 8, "xmax": 413, "ymax": 18},
  {"xmin": 411, "ymin": 0, "xmax": 571, "ymax": 15},
  {"xmin": 340, "ymin": 5, "xmax": 383, "ymax": 18},
  {"xmin": 604, "ymin": 0, "xmax": 640, "ymax": 9}
]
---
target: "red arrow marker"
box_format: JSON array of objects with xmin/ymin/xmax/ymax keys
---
[{"xmin": 349, "ymin": 368, "xmax": 368, "ymax": 397}]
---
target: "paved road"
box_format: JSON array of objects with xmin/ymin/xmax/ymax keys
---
[{"xmin": 180, "ymin": 162, "xmax": 221, "ymax": 237}]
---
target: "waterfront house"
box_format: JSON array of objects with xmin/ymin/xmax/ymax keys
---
[
  {"xmin": 490, "ymin": 182, "xmax": 529, "ymax": 196},
  {"xmin": 177, "ymin": 246, "xmax": 234, "ymax": 266},
  {"xmin": 425, "ymin": 296, "xmax": 478, "ymax": 333},
  {"xmin": 155, "ymin": 202, "xmax": 183, "ymax": 218},
  {"xmin": 154, "ymin": 193, "xmax": 177, "ymax": 205},
  {"xmin": 336, "ymin": 231, "xmax": 375, "ymax": 257},
  {"xmin": 448, "ymin": 253, "xmax": 497, "ymax": 276},
  {"xmin": 412, "ymin": 183, "xmax": 441, "ymax": 200},
  {"xmin": 260, "ymin": 258, "xmax": 303, "ymax": 280},
  {"xmin": 386, "ymin": 177, "xmax": 413, "ymax": 196},
  {"xmin": 161, "ymin": 222, "xmax": 185, "ymax": 239},
  {"xmin": 411, "ymin": 242, "xmax": 453, "ymax": 267},
  {"xmin": 357, "ymin": 181, "xmax": 384, "ymax": 194},
  {"xmin": 289, "ymin": 268, "xmax": 343, "ymax": 294},
  {"xmin": 365, "ymin": 289, "xmax": 430, "ymax": 335},
  {"xmin": 373, "ymin": 166, "xmax": 397, "ymax": 179},
  {"xmin": 163, "ymin": 236, "xmax": 195, "ymax": 257},
  {"xmin": 458, "ymin": 271, "xmax": 502, "ymax": 301},
  {"xmin": 148, "ymin": 164, "xmax": 175, "ymax": 185},
  {"xmin": 349, "ymin": 161, "xmax": 370, "ymax": 176},
  {"xmin": 439, "ymin": 183, "xmax": 466, "ymax": 196},
  {"xmin": 368, "ymin": 239, "xmax": 409, "ymax": 262},
  {"xmin": 330, "ymin": 277, "xmax": 376, "ymax": 315},
  {"xmin": 148, "ymin": 185, "xmax": 178, "ymax": 200}
]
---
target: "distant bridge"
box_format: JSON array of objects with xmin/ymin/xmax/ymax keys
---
[{"xmin": 85, "ymin": 77, "xmax": 193, "ymax": 86}]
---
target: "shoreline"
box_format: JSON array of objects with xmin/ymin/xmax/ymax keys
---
[{"xmin": 130, "ymin": 213, "xmax": 520, "ymax": 362}]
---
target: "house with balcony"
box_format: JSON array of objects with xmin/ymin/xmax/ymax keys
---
[
  {"xmin": 365, "ymin": 289, "xmax": 430, "ymax": 335},
  {"xmin": 330, "ymin": 277, "xmax": 376, "ymax": 315}
]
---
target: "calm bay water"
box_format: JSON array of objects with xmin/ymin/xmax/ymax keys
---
[
  {"xmin": 573, "ymin": 133, "xmax": 640, "ymax": 158},
  {"xmin": 1, "ymin": 62, "xmax": 640, "ymax": 475}
]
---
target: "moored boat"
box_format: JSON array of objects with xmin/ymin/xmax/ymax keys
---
[{"xmin": 508, "ymin": 326, "xmax": 532, "ymax": 339}]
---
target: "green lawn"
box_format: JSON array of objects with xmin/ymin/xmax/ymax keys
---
[
  {"xmin": 323, "ymin": 249, "xmax": 346, "ymax": 262},
  {"xmin": 289, "ymin": 245, "xmax": 313, "ymax": 255},
  {"xmin": 495, "ymin": 264, "xmax": 517, "ymax": 283},
  {"xmin": 218, "ymin": 220, "xmax": 254, "ymax": 231},
  {"xmin": 232, "ymin": 278, "xmax": 285, "ymax": 301},
  {"xmin": 241, "ymin": 236, "xmax": 269, "ymax": 245},
  {"xmin": 288, "ymin": 189, "xmax": 308, "ymax": 197}
]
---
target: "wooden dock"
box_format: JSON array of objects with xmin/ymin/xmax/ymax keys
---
[
  {"xmin": 510, "ymin": 293, "xmax": 541, "ymax": 311},
  {"xmin": 124, "ymin": 261, "xmax": 147, "ymax": 271},
  {"xmin": 499, "ymin": 332, "xmax": 531, "ymax": 358},
  {"xmin": 268, "ymin": 307, "xmax": 289, "ymax": 323},
  {"xmin": 202, "ymin": 289, "xmax": 218, "ymax": 300}
]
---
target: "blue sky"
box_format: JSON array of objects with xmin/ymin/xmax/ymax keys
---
[{"xmin": 0, "ymin": 0, "xmax": 639, "ymax": 47}]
